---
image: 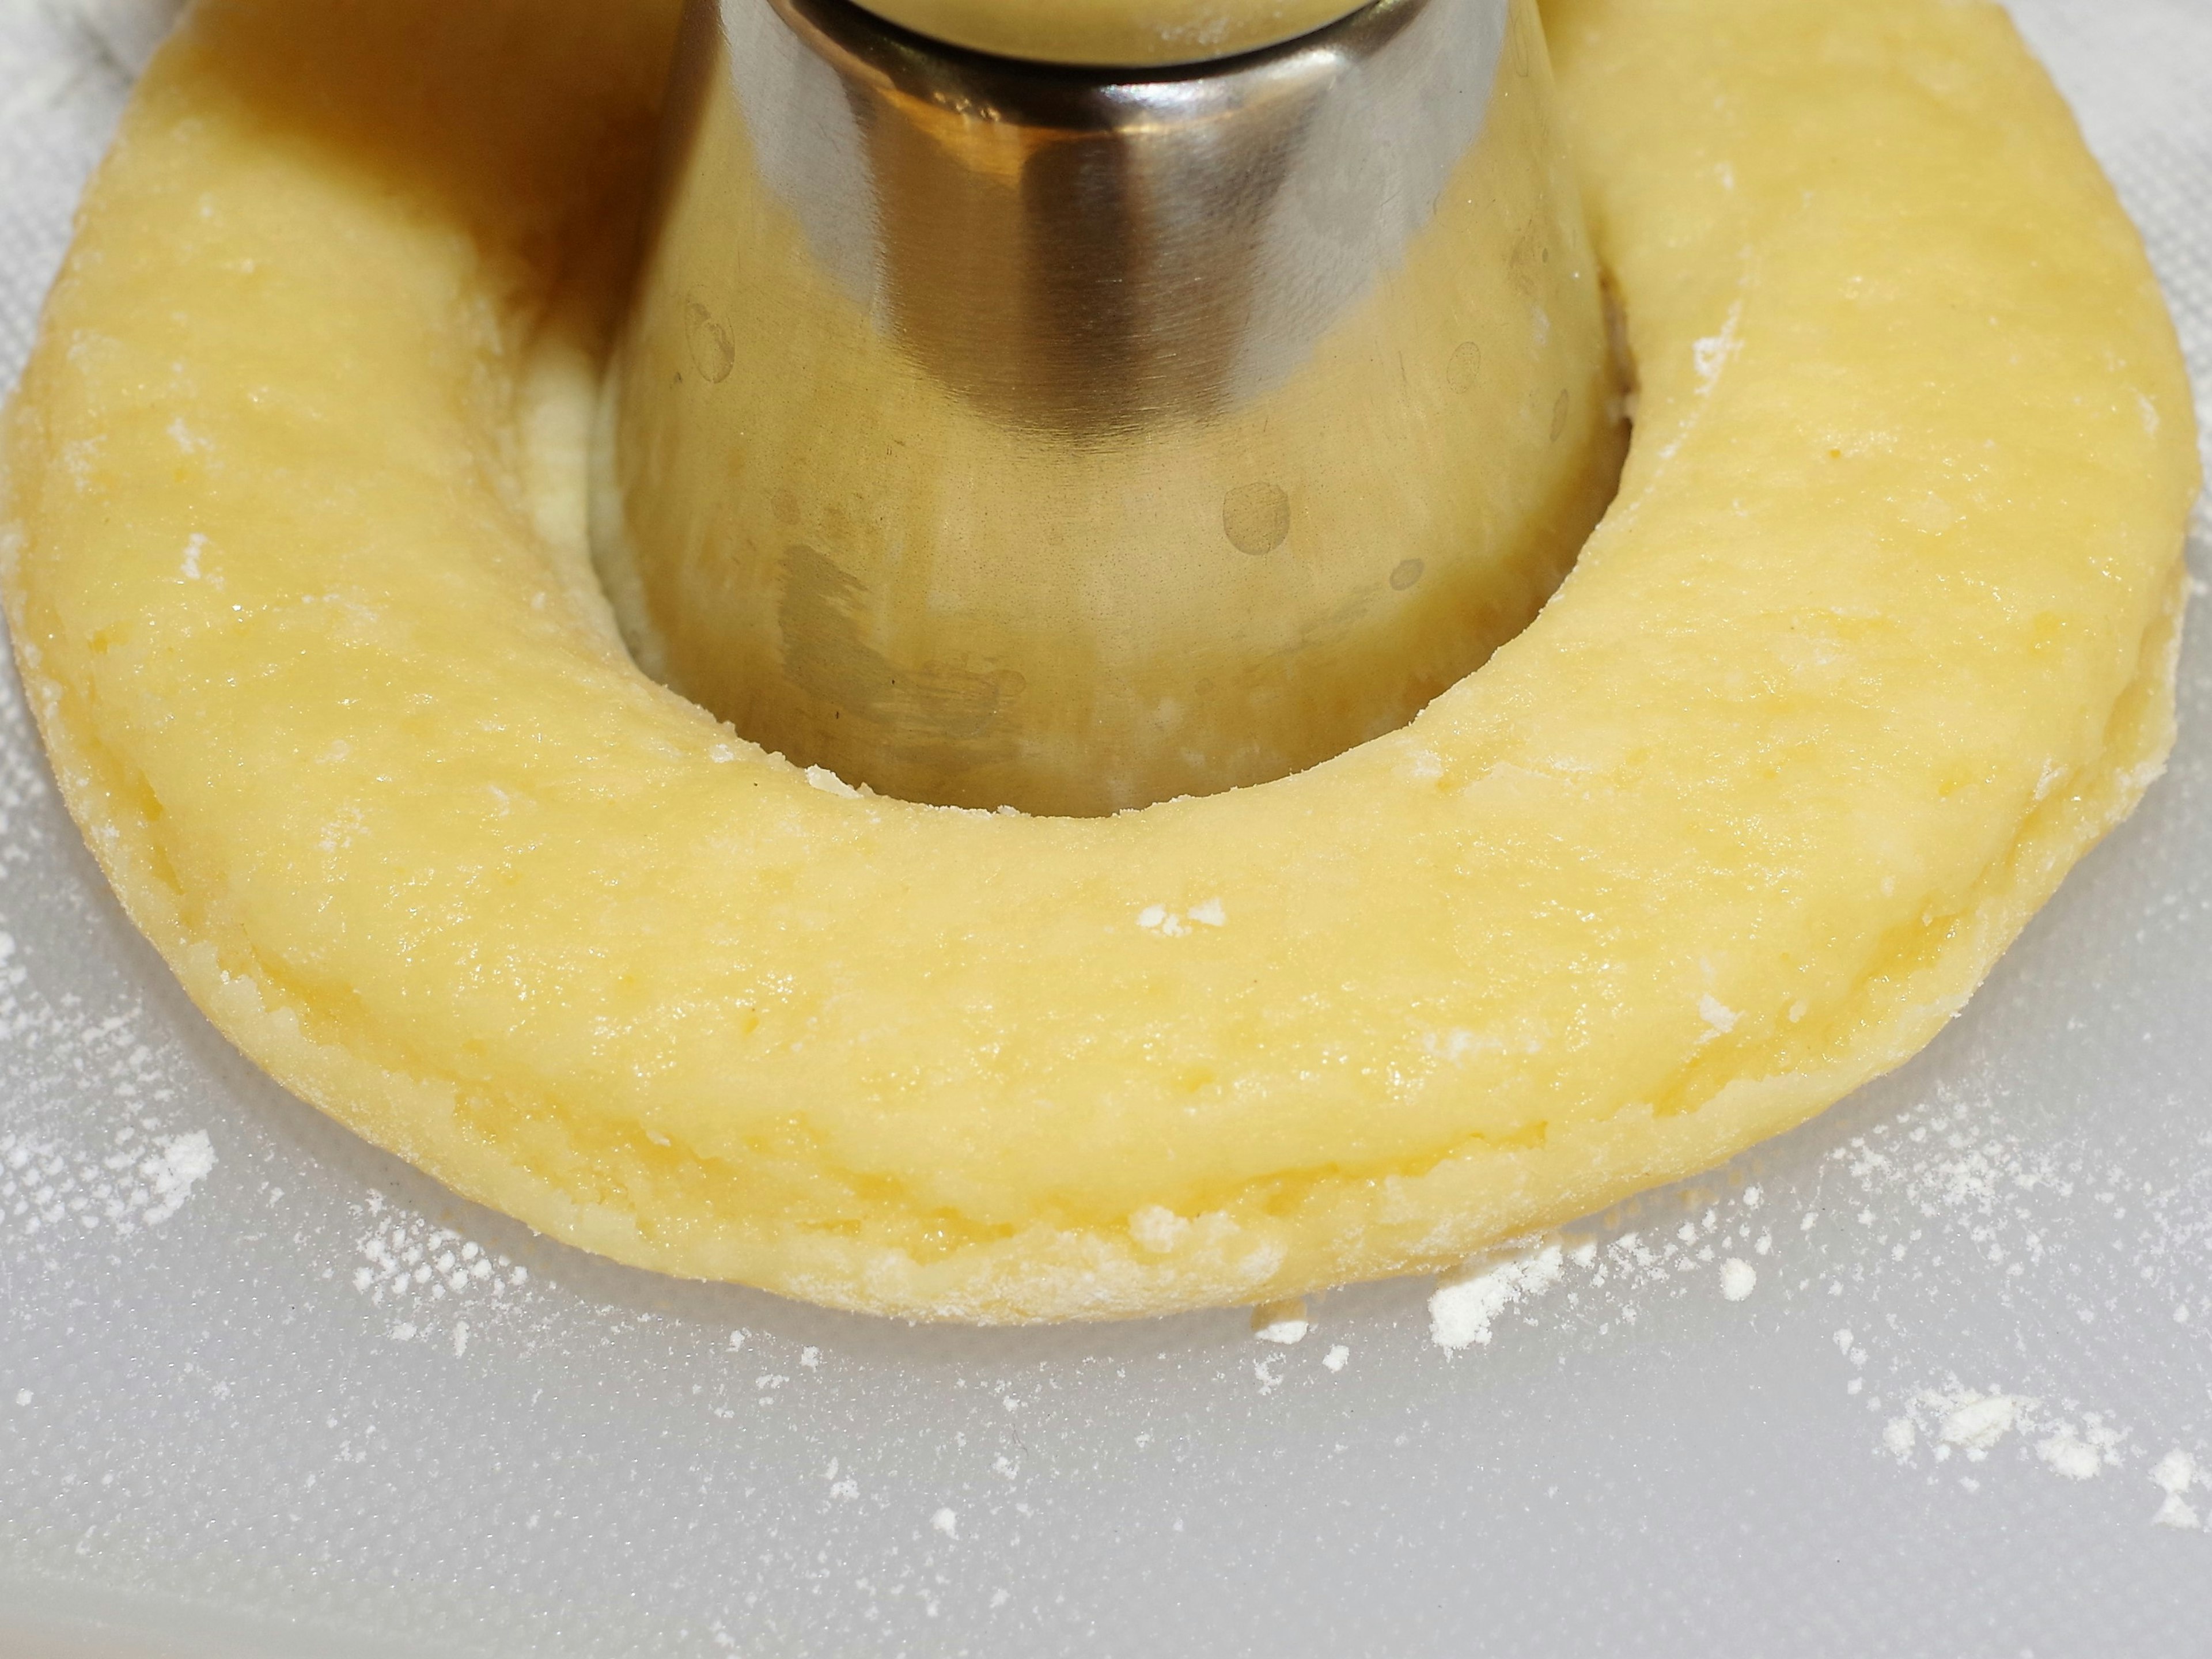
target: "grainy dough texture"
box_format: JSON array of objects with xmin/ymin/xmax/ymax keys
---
[{"xmin": 0, "ymin": 0, "xmax": 2196, "ymax": 1321}]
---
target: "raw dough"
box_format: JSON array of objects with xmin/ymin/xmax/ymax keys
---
[{"xmin": 0, "ymin": 0, "xmax": 2195, "ymax": 1321}]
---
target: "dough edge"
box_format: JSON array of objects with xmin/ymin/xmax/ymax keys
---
[
  {"xmin": 0, "ymin": 0, "xmax": 2196, "ymax": 1323},
  {"xmin": 13, "ymin": 539, "xmax": 2188, "ymax": 1322}
]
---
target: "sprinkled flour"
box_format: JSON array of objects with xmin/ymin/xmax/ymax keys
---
[
  {"xmin": 1252, "ymin": 1299, "xmax": 1310, "ymax": 1345},
  {"xmin": 1430, "ymin": 1239, "xmax": 1565, "ymax": 1351},
  {"xmin": 349, "ymin": 1193, "xmax": 532, "ymax": 1348},
  {"xmin": 1398, "ymin": 1071, "xmax": 2212, "ymax": 1534},
  {"xmin": 0, "ymin": 918, "xmax": 218, "ymax": 1248},
  {"xmin": 2151, "ymin": 1450, "xmax": 2200, "ymax": 1531}
]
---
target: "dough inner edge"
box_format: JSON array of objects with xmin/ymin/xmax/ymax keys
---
[{"xmin": 0, "ymin": 0, "xmax": 2195, "ymax": 1322}]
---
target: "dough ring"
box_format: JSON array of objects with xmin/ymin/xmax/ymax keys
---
[{"xmin": 1, "ymin": 0, "xmax": 2195, "ymax": 1322}]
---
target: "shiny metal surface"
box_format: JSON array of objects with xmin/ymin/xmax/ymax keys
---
[
  {"xmin": 595, "ymin": 0, "xmax": 1622, "ymax": 816},
  {"xmin": 840, "ymin": 0, "xmax": 1374, "ymax": 71}
]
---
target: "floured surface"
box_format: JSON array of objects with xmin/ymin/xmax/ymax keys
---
[{"xmin": 2, "ymin": 0, "xmax": 2211, "ymax": 1654}]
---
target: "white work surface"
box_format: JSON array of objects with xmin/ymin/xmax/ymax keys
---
[{"xmin": 3, "ymin": 1, "xmax": 2209, "ymax": 1653}]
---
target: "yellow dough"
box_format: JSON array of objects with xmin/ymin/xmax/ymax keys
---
[{"xmin": 0, "ymin": 0, "xmax": 2195, "ymax": 1322}]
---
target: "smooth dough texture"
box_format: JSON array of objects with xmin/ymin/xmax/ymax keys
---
[{"xmin": 0, "ymin": 0, "xmax": 2196, "ymax": 1322}]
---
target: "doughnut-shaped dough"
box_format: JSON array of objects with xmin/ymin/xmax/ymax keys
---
[{"xmin": 0, "ymin": 0, "xmax": 2195, "ymax": 1322}]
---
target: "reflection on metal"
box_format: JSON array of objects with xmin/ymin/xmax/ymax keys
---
[{"xmin": 594, "ymin": 0, "xmax": 1623, "ymax": 816}]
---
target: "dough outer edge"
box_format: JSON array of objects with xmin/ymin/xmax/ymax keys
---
[{"xmin": 0, "ymin": 0, "xmax": 2197, "ymax": 1322}]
